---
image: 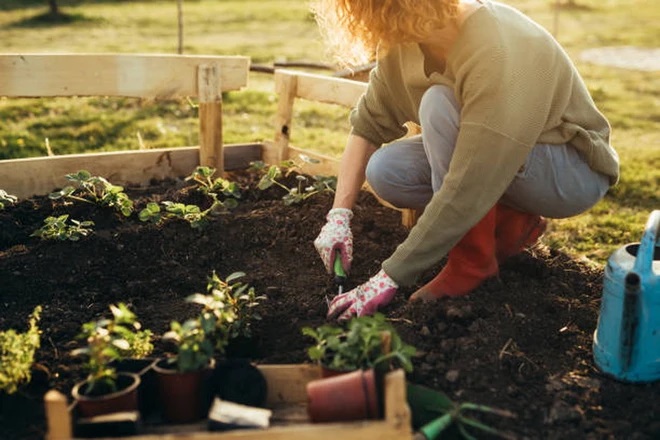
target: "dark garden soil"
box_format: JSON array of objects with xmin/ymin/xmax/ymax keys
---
[{"xmin": 0, "ymin": 169, "xmax": 658, "ymax": 440}]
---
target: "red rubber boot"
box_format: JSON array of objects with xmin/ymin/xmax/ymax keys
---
[
  {"xmin": 495, "ymin": 204, "xmax": 547, "ymax": 263},
  {"xmin": 409, "ymin": 207, "xmax": 499, "ymax": 301}
]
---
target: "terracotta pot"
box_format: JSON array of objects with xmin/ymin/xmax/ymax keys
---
[
  {"xmin": 152, "ymin": 358, "xmax": 215, "ymax": 424},
  {"xmin": 320, "ymin": 364, "xmax": 353, "ymax": 378},
  {"xmin": 72, "ymin": 372, "xmax": 140, "ymax": 418},
  {"xmin": 306, "ymin": 368, "xmax": 379, "ymax": 423}
]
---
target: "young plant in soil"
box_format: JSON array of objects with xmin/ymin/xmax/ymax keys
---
[
  {"xmin": 0, "ymin": 306, "xmax": 42, "ymax": 395},
  {"xmin": 162, "ymin": 273, "xmax": 244, "ymax": 370},
  {"xmin": 0, "ymin": 189, "xmax": 18, "ymax": 210},
  {"xmin": 161, "ymin": 317, "xmax": 216, "ymax": 373},
  {"xmin": 48, "ymin": 170, "xmax": 134, "ymax": 217},
  {"xmin": 203, "ymin": 271, "xmax": 266, "ymax": 340},
  {"xmin": 250, "ymin": 155, "xmax": 337, "ymax": 205},
  {"xmin": 185, "ymin": 166, "xmax": 241, "ymax": 201},
  {"xmin": 302, "ymin": 313, "xmax": 416, "ymax": 373},
  {"xmin": 31, "ymin": 214, "xmax": 94, "ymax": 241},
  {"xmin": 71, "ymin": 303, "xmax": 153, "ymax": 395},
  {"xmin": 139, "ymin": 197, "xmax": 236, "ymax": 229}
]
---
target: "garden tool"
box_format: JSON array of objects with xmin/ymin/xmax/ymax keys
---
[
  {"xmin": 593, "ymin": 209, "xmax": 660, "ymax": 382},
  {"xmin": 406, "ymin": 382, "xmax": 515, "ymax": 439},
  {"xmin": 325, "ymin": 252, "xmax": 347, "ymax": 308}
]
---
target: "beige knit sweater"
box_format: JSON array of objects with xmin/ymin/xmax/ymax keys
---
[{"xmin": 349, "ymin": 1, "xmax": 620, "ymax": 286}]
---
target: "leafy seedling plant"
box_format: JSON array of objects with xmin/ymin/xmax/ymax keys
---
[
  {"xmin": 407, "ymin": 382, "xmax": 516, "ymax": 440},
  {"xmin": 162, "ymin": 317, "xmax": 216, "ymax": 373},
  {"xmin": 302, "ymin": 312, "xmax": 416, "ymax": 373},
  {"xmin": 31, "ymin": 214, "xmax": 94, "ymax": 241},
  {"xmin": 250, "ymin": 155, "xmax": 337, "ymax": 205},
  {"xmin": 186, "ymin": 166, "xmax": 241, "ymax": 201},
  {"xmin": 202, "ymin": 271, "xmax": 266, "ymax": 340},
  {"xmin": 71, "ymin": 303, "xmax": 153, "ymax": 395},
  {"xmin": 138, "ymin": 200, "xmax": 229, "ymax": 229},
  {"xmin": 139, "ymin": 167, "xmax": 241, "ymax": 229},
  {"xmin": 0, "ymin": 306, "xmax": 42, "ymax": 395},
  {"xmin": 163, "ymin": 273, "xmax": 241, "ymax": 372},
  {"xmin": 0, "ymin": 189, "xmax": 18, "ymax": 210},
  {"xmin": 49, "ymin": 170, "xmax": 134, "ymax": 217}
]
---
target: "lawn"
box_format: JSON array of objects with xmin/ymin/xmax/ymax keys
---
[{"xmin": 0, "ymin": 0, "xmax": 658, "ymax": 261}]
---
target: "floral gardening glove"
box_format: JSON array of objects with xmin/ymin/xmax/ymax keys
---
[
  {"xmin": 314, "ymin": 208, "xmax": 353, "ymax": 274},
  {"xmin": 327, "ymin": 269, "xmax": 398, "ymax": 321}
]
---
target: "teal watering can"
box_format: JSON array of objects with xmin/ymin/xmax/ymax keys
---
[{"xmin": 593, "ymin": 209, "xmax": 660, "ymax": 382}]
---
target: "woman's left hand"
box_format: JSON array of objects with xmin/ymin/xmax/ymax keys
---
[{"xmin": 327, "ymin": 269, "xmax": 398, "ymax": 320}]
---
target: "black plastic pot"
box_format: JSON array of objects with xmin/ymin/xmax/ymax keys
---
[{"xmin": 210, "ymin": 358, "xmax": 268, "ymax": 408}]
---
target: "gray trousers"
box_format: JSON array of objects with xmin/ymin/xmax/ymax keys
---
[{"xmin": 365, "ymin": 85, "xmax": 610, "ymax": 219}]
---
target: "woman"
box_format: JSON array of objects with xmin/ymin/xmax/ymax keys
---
[{"xmin": 312, "ymin": 0, "xmax": 619, "ymax": 320}]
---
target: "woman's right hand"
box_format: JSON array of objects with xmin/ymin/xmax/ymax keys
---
[{"xmin": 314, "ymin": 208, "xmax": 353, "ymax": 274}]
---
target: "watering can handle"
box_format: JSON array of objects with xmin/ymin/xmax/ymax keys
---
[{"xmin": 632, "ymin": 210, "xmax": 660, "ymax": 276}]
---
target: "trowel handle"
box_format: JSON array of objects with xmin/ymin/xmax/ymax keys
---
[
  {"xmin": 333, "ymin": 251, "xmax": 347, "ymax": 285},
  {"xmin": 632, "ymin": 209, "xmax": 660, "ymax": 276}
]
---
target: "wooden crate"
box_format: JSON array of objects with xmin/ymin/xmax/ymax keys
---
[{"xmin": 44, "ymin": 364, "xmax": 412, "ymax": 440}]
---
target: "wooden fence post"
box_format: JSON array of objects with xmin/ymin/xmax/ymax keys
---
[
  {"xmin": 198, "ymin": 64, "xmax": 224, "ymax": 175},
  {"xmin": 273, "ymin": 71, "xmax": 298, "ymax": 164}
]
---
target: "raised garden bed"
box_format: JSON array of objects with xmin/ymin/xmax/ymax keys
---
[
  {"xmin": 1, "ymin": 54, "xmax": 659, "ymax": 439},
  {"xmin": 1, "ymin": 169, "xmax": 659, "ymax": 439}
]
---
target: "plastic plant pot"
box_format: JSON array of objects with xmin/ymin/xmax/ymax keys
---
[
  {"xmin": 72, "ymin": 372, "xmax": 141, "ymax": 418},
  {"xmin": 152, "ymin": 358, "xmax": 215, "ymax": 424},
  {"xmin": 306, "ymin": 368, "xmax": 379, "ymax": 423}
]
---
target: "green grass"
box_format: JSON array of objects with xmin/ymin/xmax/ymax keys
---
[{"xmin": 0, "ymin": 0, "xmax": 658, "ymax": 264}]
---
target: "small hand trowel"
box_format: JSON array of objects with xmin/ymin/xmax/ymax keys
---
[
  {"xmin": 333, "ymin": 251, "xmax": 347, "ymax": 293},
  {"xmin": 325, "ymin": 251, "xmax": 347, "ymax": 308}
]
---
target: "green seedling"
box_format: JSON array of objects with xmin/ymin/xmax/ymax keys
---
[
  {"xmin": 139, "ymin": 196, "xmax": 236, "ymax": 229},
  {"xmin": 48, "ymin": 170, "xmax": 134, "ymax": 217},
  {"xmin": 408, "ymin": 382, "xmax": 516, "ymax": 440},
  {"xmin": 162, "ymin": 318, "xmax": 215, "ymax": 373},
  {"xmin": 0, "ymin": 189, "xmax": 18, "ymax": 210},
  {"xmin": 250, "ymin": 155, "xmax": 336, "ymax": 205},
  {"xmin": 71, "ymin": 303, "xmax": 153, "ymax": 395},
  {"xmin": 199, "ymin": 271, "xmax": 267, "ymax": 340},
  {"xmin": 31, "ymin": 214, "xmax": 94, "ymax": 241},
  {"xmin": 302, "ymin": 313, "xmax": 416, "ymax": 373},
  {"xmin": 186, "ymin": 166, "xmax": 242, "ymax": 199},
  {"xmin": 0, "ymin": 306, "xmax": 42, "ymax": 395},
  {"xmin": 163, "ymin": 273, "xmax": 250, "ymax": 372}
]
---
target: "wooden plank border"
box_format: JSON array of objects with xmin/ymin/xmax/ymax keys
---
[
  {"xmin": 0, "ymin": 54, "xmax": 249, "ymax": 98},
  {"xmin": 0, "ymin": 143, "xmax": 262, "ymax": 199}
]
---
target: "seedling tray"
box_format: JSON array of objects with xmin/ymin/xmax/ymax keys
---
[{"xmin": 45, "ymin": 364, "xmax": 412, "ymax": 440}]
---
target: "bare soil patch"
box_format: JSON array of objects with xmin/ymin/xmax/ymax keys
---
[{"xmin": 0, "ymin": 170, "xmax": 658, "ymax": 439}]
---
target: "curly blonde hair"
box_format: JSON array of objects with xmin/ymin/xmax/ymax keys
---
[{"xmin": 310, "ymin": 0, "xmax": 460, "ymax": 67}]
